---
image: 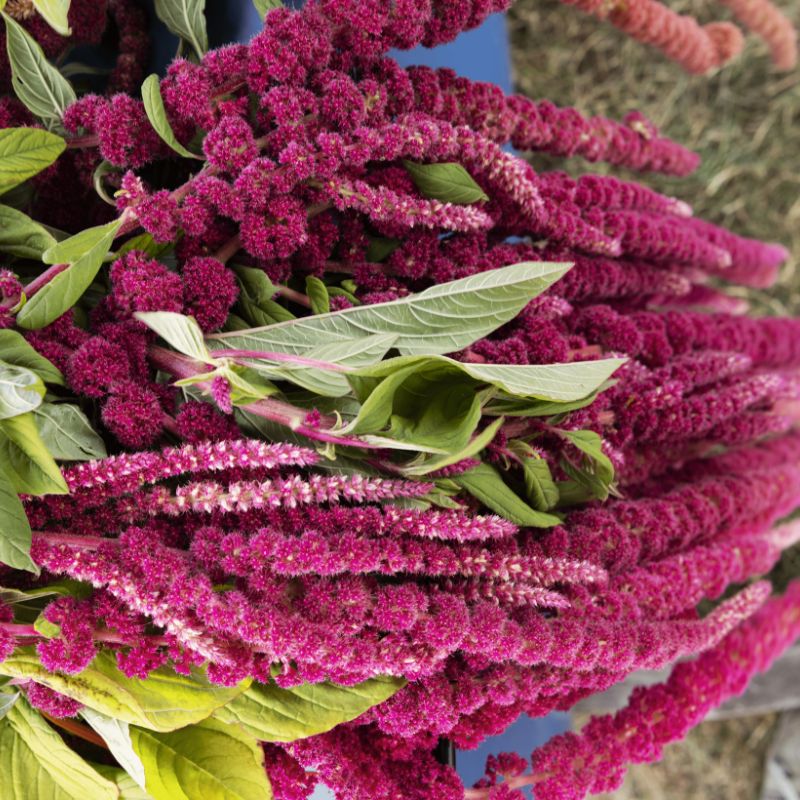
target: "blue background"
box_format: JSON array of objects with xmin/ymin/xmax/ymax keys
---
[{"xmin": 144, "ymin": 1, "xmax": 570, "ymax": 794}]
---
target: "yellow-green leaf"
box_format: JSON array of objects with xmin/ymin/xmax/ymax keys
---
[{"xmin": 0, "ymin": 127, "xmax": 65, "ymax": 195}]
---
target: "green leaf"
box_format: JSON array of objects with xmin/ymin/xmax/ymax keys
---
[
  {"xmin": 0, "ymin": 412, "xmax": 68, "ymax": 495},
  {"xmin": 33, "ymin": 403, "xmax": 107, "ymax": 460},
  {"xmin": 349, "ymin": 354, "xmax": 626, "ymax": 405},
  {"xmin": 153, "ymin": 0, "xmax": 208, "ymax": 58},
  {"xmin": 556, "ymin": 428, "xmax": 615, "ymax": 501},
  {"xmin": 0, "ymin": 127, "xmax": 65, "ymax": 194},
  {"xmin": 305, "ymin": 275, "xmax": 330, "ymax": 315},
  {"xmin": 0, "ymin": 696, "xmax": 118, "ymax": 799},
  {"xmin": 212, "ymin": 261, "xmax": 572, "ymax": 358},
  {"xmin": 521, "ymin": 456, "xmax": 560, "ymax": 511},
  {"xmin": 347, "ymin": 359, "xmax": 482, "ymax": 453},
  {"xmin": 223, "ymin": 365, "xmax": 278, "ymax": 406},
  {"xmin": 232, "ymin": 265, "xmax": 295, "ymax": 327},
  {"xmin": 41, "ymin": 218, "xmax": 122, "ymax": 265},
  {"xmin": 93, "ymin": 160, "xmax": 119, "ymax": 206},
  {"xmin": 453, "ymin": 462, "xmax": 561, "ymax": 527},
  {"xmin": 31, "ymin": 0, "xmax": 72, "ymax": 35},
  {"xmin": 0, "ymin": 466, "xmax": 37, "ymax": 572},
  {"xmin": 0, "ymin": 331, "xmax": 64, "ymax": 385},
  {"xmin": 0, "ymin": 579, "xmax": 89, "ymax": 606},
  {"xmin": 0, "ymin": 691, "xmax": 19, "ymax": 720},
  {"xmin": 252, "ymin": 334, "xmax": 398, "ymax": 397},
  {"xmin": 484, "ymin": 390, "xmax": 602, "ymax": 418},
  {"xmin": 365, "ymin": 236, "xmax": 400, "ymax": 263},
  {"xmin": 0, "ymin": 360, "xmax": 44, "ymax": 419},
  {"xmin": 130, "ymin": 717, "xmax": 272, "ymax": 800},
  {"xmin": 116, "ymin": 232, "xmax": 176, "ymax": 260},
  {"xmin": 403, "ymin": 160, "xmax": 489, "ymax": 204},
  {"xmin": 0, "ymin": 649, "xmax": 250, "ymax": 732},
  {"xmin": 93, "ymin": 766, "xmax": 154, "ymax": 800},
  {"xmin": 3, "ymin": 16, "xmax": 76, "ymax": 128},
  {"xmin": 141, "ymin": 74, "xmax": 200, "ymax": 160},
  {"xmin": 82, "ymin": 710, "xmax": 148, "ymax": 791},
  {"xmin": 252, "ymin": 0, "xmax": 282, "ymax": 20},
  {"xmin": 0, "ymin": 203, "xmax": 57, "ymax": 258},
  {"xmin": 402, "ymin": 415, "xmax": 504, "ymax": 477},
  {"xmin": 17, "ymin": 219, "xmax": 123, "ymax": 329},
  {"xmin": 136, "ymin": 311, "xmax": 214, "ymax": 364},
  {"xmin": 214, "ymin": 676, "xmax": 405, "ymax": 742}
]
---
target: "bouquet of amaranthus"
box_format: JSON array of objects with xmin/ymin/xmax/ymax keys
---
[{"xmin": 0, "ymin": 2, "xmax": 799, "ymax": 799}]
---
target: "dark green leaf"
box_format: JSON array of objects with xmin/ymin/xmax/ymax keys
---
[
  {"xmin": 484, "ymin": 390, "xmax": 602, "ymax": 418},
  {"xmin": 0, "ymin": 412, "xmax": 68, "ymax": 495},
  {"xmin": 33, "ymin": 403, "xmax": 107, "ymax": 460},
  {"xmin": 0, "ymin": 648, "xmax": 250, "ymax": 732},
  {"xmin": 153, "ymin": 0, "xmax": 208, "ymax": 57},
  {"xmin": 555, "ymin": 428, "xmax": 615, "ymax": 501},
  {"xmin": 403, "ymin": 160, "xmax": 489, "ymax": 204},
  {"xmin": 130, "ymin": 717, "xmax": 273, "ymax": 800},
  {"xmin": 0, "ymin": 696, "xmax": 118, "ymax": 799},
  {"xmin": 521, "ymin": 456, "xmax": 560, "ymax": 511},
  {"xmin": 0, "ymin": 466, "xmax": 37, "ymax": 572},
  {"xmin": 0, "ymin": 203, "xmax": 57, "ymax": 258},
  {"xmin": 116, "ymin": 233, "xmax": 177, "ymax": 260},
  {"xmin": 214, "ymin": 676, "xmax": 405, "ymax": 742},
  {"xmin": 141, "ymin": 73, "xmax": 200, "ymax": 159},
  {"xmin": 3, "ymin": 16, "xmax": 76, "ymax": 128},
  {"xmin": 233, "ymin": 264, "xmax": 295, "ymax": 327},
  {"xmin": 305, "ymin": 275, "xmax": 330, "ymax": 315},
  {"xmin": 0, "ymin": 127, "xmax": 65, "ymax": 194},
  {"xmin": 453, "ymin": 462, "xmax": 561, "ymax": 527},
  {"xmin": 366, "ymin": 236, "xmax": 400, "ymax": 263}
]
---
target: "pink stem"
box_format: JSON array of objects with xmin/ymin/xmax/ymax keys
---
[
  {"xmin": 275, "ymin": 285, "xmax": 312, "ymax": 309},
  {"xmin": 0, "ymin": 623, "xmax": 38, "ymax": 637},
  {"xmin": 149, "ymin": 346, "xmax": 381, "ymax": 450},
  {"xmin": 32, "ymin": 532, "xmax": 105, "ymax": 549},
  {"xmin": 211, "ymin": 348, "xmax": 349, "ymax": 372},
  {"xmin": 23, "ymin": 263, "xmax": 69, "ymax": 298}
]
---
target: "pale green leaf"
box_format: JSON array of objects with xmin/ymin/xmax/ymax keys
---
[
  {"xmin": 0, "ymin": 360, "xmax": 44, "ymax": 419},
  {"xmin": 0, "ymin": 466, "xmax": 37, "ymax": 572},
  {"xmin": 249, "ymin": 334, "xmax": 398, "ymax": 397},
  {"xmin": 214, "ymin": 676, "xmax": 405, "ymax": 742},
  {"xmin": 153, "ymin": 0, "xmax": 208, "ymax": 58},
  {"xmin": 0, "ymin": 203, "xmax": 57, "ymax": 258},
  {"xmin": 17, "ymin": 219, "xmax": 123, "ymax": 329},
  {"xmin": 211, "ymin": 262, "xmax": 572, "ymax": 358},
  {"xmin": 135, "ymin": 312, "xmax": 215, "ymax": 364},
  {"xmin": 3, "ymin": 16, "xmax": 76, "ymax": 128},
  {"xmin": 131, "ymin": 717, "xmax": 272, "ymax": 800},
  {"xmin": 0, "ymin": 649, "xmax": 249, "ymax": 732},
  {"xmin": 141, "ymin": 74, "xmax": 200, "ymax": 160},
  {"xmin": 93, "ymin": 766, "xmax": 154, "ymax": 800},
  {"xmin": 0, "ymin": 127, "xmax": 65, "ymax": 194},
  {"xmin": 82, "ymin": 710, "xmax": 147, "ymax": 791},
  {"xmin": 453, "ymin": 462, "xmax": 561, "ymax": 527},
  {"xmin": 0, "ymin": 696, "xmax": 118, "ymax": 799},
  {"xmin": 0, "ymin": 691, "xmax": 19, "ymax": 720},
  {"xmin": 33, "ymin": 403, "xmax": 107, "ymax": 460},
  {"xmin": 31, "ymin": 0, "xmax": 72, "ymax": 35},
  {"xmin": 0, "ymin": 412, "xmax": 68, "ymax": 495},
  {"xmin": 0, "ymin": 331, "xmax": 63, "ymax": 385},
  {"xmin": 403, "ymin": 160, "xmax": 489, "ymax": 204}
]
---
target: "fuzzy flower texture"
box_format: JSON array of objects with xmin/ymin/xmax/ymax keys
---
[{"xmin": 2, "ymin": 2, "xmax": 800, "ymax": 800}]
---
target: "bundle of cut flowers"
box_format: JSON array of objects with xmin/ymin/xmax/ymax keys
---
[
  {"xmin": 559, "ymin": 0, "xmax": 798, "ymax": 73},
  {"xmin": 0, "ymin": 1, "xmax": 799, "ymax": 799}
]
